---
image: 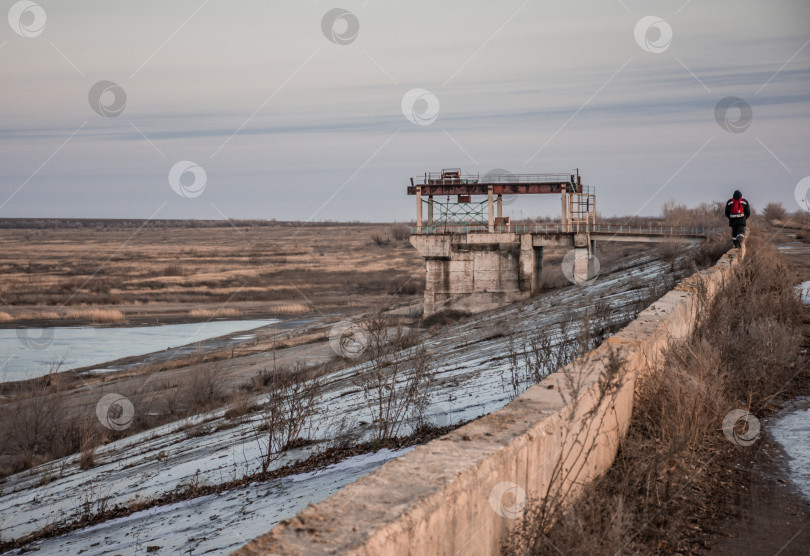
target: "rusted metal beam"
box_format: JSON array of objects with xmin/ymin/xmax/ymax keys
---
[{"xmin": 406, "ymin": 182, "xmax": 568, "ymax": 196}]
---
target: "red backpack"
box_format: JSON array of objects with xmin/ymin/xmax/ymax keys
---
[{"xmin": 731, "ymin": 199, "xmax": 744, "ymax": 215}]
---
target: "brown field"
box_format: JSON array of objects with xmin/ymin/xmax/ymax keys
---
[{"xmin": 0, "ymin": 222, "xmax": 425, "ymax": 326}]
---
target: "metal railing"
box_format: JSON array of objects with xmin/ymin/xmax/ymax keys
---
[
  {"xmin": 410, "ymin": 224, "xmax": 723, "ymax": 237},
  {"xmin": 412, "ymin": 173, "xmax": 576, "ymax": 186}
]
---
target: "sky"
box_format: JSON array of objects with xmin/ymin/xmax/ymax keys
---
[{"xmin": 1, "ymin": 0, "xmax": 809, "ymax": 222}]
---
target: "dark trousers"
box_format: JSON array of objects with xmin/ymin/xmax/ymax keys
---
[{"xmin": 731, "ymin": 225, "xmax": 746, "ymax": 246}]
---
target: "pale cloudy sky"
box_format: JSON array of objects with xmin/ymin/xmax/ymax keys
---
[{"xmin": 1, "ymin": 0, "xmax": 809, "ymax": 221}]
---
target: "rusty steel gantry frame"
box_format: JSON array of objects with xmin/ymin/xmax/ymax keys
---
[{"xmin": 407, "ymin": 169, "xmax": 596, "ymax": 233}]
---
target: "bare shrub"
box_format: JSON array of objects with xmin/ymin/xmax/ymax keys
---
[
  {"xmin": 695, "ymin": 239, "xmax": 803, "ymax": 404},
  {"xmin": 661, "ymin": 198, "xmax": 725, "ymax": 227},
  {"xmin": 77, "ymin": 484, "xmax": 111, "ymax": 520},
  {"xmin": 659, "ymin": 238, "xmax": 685, "ymax": 268},
  {"xmin": 161, "ymin": 383, "xmax": 184, "ymax": 416},
  {"xmin": 326, "ymin": 416, "xmax": 362, "ymax": 450},
  {"xmin": 387, "ymin": 276, "xmax": 423, "ymax": 296},
  {"xmin": 762, "ymin": 201, "xmax": 786, "ymax": 222},
  {"xmin": 422, "ymin": 309, "xmax": 470, "ymax": 328},
  {"xmin": 370, "ymin": 231, "xmax": 390, "ymax": 246},
  {"xmin": 189, "ymin": 366, "xmax": 225, "ymax": 409},
  {"xmin": 390, "ymin": 225, "xmax": 410, "ymax": 241},
  {"xmin": 354, "ymin": 319, "xmax": 435, "ymax": 440},
  {"xmin": 504, "ymin": 320, "xmax": 582, "ymax": 400},
  {"xmin": 161, "ymin": 264, "xmax": 191, "ymax": 276},
  {"xmin": 690, "ymin": 233, "xmax": 729, "ymax": 269},
  {"xmin": 0, "ymin": 379, "xmax": 104, "ymax": 476},
  {"xmin": 224, "ymin": 393, "xmax": 259, "ymax": 421},
  {"xmin": 256, "ymin": 364, "xmax": 323, "ymax": 473},
  {"xmin": 79, "ymin": 445, "xmax": 96, "ymax": 470}
]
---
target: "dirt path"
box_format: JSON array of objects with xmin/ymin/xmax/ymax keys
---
[
  {"xmin": 704, "ymin": 226, "xmax": 810, "ymax": 555},
  {"xmin": 704, "ymin": 428, "xmax": 810, "ymax": 555}
]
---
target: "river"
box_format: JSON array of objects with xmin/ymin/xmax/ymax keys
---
[{"xmin": 0, "ymin": 319, "xmax": 278, "ymax": 382}]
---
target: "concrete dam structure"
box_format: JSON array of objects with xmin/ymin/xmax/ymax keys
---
[
  {"xmin": 407, "ymin": 170, "xmax": 710, "ymax": 317},
  {"xmin": 236, "ymin": 238, "xmax": 741, "ymax": 556},
  {"xmin": 411, "ymin": 231, "xmax": 595, "ymax": 316}
]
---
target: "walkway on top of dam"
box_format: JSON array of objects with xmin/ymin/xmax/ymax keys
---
[{"xmin": 410, "ymin": 224, "xmax": 720, "ymax": 243}]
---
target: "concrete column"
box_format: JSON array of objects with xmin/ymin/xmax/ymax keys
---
[
  {"xmin": 519, "ymin": 234, "xmax": 534, "ymax": 292},
  {"xmin": 573, "ymin": 247, "xmax": 589, "ymax": 284},
  {"xmin": 519, "ymin": 236, "xmax": 543, "ymax": 294},
  {"xmin": 561, "ymin": 191, "xmax": 568, "ymax": 232},
  {"xmin": 488, "ymin": 185, "xmax": 494, "ymax": 233},
  {"xmin": 497, "ymin": 194, "xmax": 502, "ymax": 219},
  {"xmin": 533, "ymin": 246, "xmax": 543, "ymax": 293},
  {"xmin": 427, "ymin": 195, "xmax": 434, "ymax": 226},
  {"xmin": 416, "ymin": 186, "xmax": 422, "ymax": 234}
]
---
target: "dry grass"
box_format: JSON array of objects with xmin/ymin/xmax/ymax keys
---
[
  {"xmin": 16, "ymin": 311, "xmax": 60, "ymax": 320},
  {"xmin": 188, "ymin": 308, "xmax": 242, "ymax": 318},
  {"xmin": 268, "ymin": 303, "xmax": 313, "ymax": 315},
  {"xmin": 64, "ymin": 308, "xmax": 125, "ymax": 323},
  {"xmin": 508, "ymin": 235, "xmax": 806, "ymax": 555},
  {"xmin": 0, "ymin": 311, "xmax": 12, "ymax": 321},
  {"xmin": 0, "ymin": 224, "xmax": 424, "ymax": 320}
]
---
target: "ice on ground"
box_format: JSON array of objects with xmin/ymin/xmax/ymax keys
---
[
  {"xmin": 770, "ymin": 398, "xmax": 810, "ymax": 504},
  {"xmin": 10, "ymin": 448, "xmax": 411, "ymax": 555},
  {"xmin": 797, "ymin": 280, "xmax": 810, "ymax": 305}
]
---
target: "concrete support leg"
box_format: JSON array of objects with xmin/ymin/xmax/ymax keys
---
[
  {"xmin": 519, "ymin": 236, "xmax": 544, "ymax": 294},
  {"xmin": 416, "ymin": 186, "xmax": 422, "ymax": 234},
  {"xmin": 497, "ymin": 194, "xmax": 502, "ymax": 219},
  {"xmin": 532, "ymin": 246, "xmax": 543, "ymax": 293},
  {"xmin": 561, "ymin": 192, "xmax": 568, "ymax": 232},
  {"xmin": 573, "ymin": 247, "xmax": 590, "ymax": 284},
  {"xmin": 427, "ymin": 195, "xmax": 434, "ymax": 226},
  {"xmin": 519, "ymin": 234, "xmax": 534, "ymax": 292},
  {"xmin": 488, "ymin": 185, "xmax": 494, "ymax": 233}
]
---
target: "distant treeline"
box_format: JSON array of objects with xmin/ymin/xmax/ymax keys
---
[{"xmin": 0, "ymin": 219, "xmax": 403, "ymax": 230}]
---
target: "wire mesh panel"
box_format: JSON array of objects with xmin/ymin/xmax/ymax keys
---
[{"xmin": 422, "ymin": 197, "xmax": 488, "ymax": 232}]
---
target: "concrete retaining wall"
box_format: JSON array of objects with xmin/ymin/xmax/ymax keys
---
[{"xmin": 235, "ymin": 251, "xmax": 741, "ymax": 556}]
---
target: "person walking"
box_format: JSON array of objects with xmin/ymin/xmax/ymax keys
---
[{"xmin": 725, "ymin": 190, "xmax": 750, "ymax": 248}]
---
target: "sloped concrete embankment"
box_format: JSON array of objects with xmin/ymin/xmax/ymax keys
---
[{"xmin": 235, "ymin": 251, "xmax": 741, "ymax": 556}]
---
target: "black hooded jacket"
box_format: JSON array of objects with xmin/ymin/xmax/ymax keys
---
[{"xmin": 725, "ymin": 197, "xmax": 751, "ymax": 227}]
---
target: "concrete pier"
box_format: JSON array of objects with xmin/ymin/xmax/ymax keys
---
[{"xmin": 411, "ymin": 232, "xmax": 586, "ymax": 317}]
